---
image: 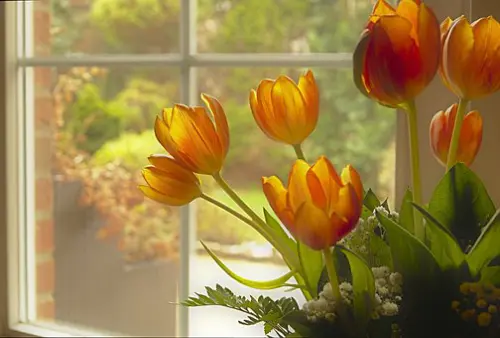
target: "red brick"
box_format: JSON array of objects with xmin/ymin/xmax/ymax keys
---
[
  {"xmin": 36, "ymin": 219, "xmax": 54, "ymax": 254},
  {"xmin": 35, "ymin": 136, "xmax": 53, "ymax": 177},
  {"xmin": 36, "ymin": 179, "xmax": 54, "ymax": 212},
  {"xmin": 37, "ymin": 298, "xmax": 55, "ymax": 320},
  {"xmin": 36, "ymin": 259, "xmax": 55, "ymax": 294},
  {"xmin": 35, "ymin": 68, "xmax": 53, "ymax": 89},
  {"xmin": 34, "ymin": 10, "xmax": 51, "ymax": 48},
  {"xmin": 35, "ymin": 96, "xmax": 54, "ymax": 129}
]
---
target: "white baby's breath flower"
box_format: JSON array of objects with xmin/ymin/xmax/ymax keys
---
[
  {"xmin": 381, "ymin": 302, "xmax": 399, "ymax": 316},
  {"xmin": 339, "ymin": 282, "xmax": 353, "ymax": 293},
  {"xmin": 389, "ymin": 272, "xmax": 403, "ymax": 286},
  {"xmin": 376, "ymin": 278, "xmax": 387, "ymax": 287}
]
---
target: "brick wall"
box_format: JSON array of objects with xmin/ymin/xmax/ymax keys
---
[{"xmin": 34, "ymin": 0, "xmax": 55, "ymax": 321}]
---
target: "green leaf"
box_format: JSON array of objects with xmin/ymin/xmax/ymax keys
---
[
  {"xmin": 428, "ymin": 163, "xmax": 495, "ymax": 250},
  {"xmin": 399, "ymin": 189, "xmax": 414, "ymax": 235},
  {"xmin": 375, "ymin": 211, "xmax": 440, "ymax": 282},
  {"xmin": 298, "ymin": 242, "xmax": 323, "ymax": 298},
  {"xmin": 337, "ymin": 245, "xmax": 375, "ymax": 328},
  {"xmin": 201, "ymin": 241, "xmax": 295, "ymax": 290},
  {"xmin": 411, "ymin": 203, "xmax": 465, "ymax": 270},
  {"xmin": 363, "ymin": 189, "xmax": 381, "ymax": 211},
  {"xmin": 467, "ymin": 209, "xmax": 500, "ymax": 276},
  {"xmin": 369, "ymin": 235, "xmax": 393, "ymax": 269},
  {"xmin": 480, "ymin": 266, "xmax": 500, "ymax": 286}
]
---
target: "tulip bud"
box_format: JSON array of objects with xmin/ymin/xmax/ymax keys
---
[
  {"xmin": 249, "ymin": 70, "xmax": 319, "ymax": 145},
  {"xmin": 154, "ymin": 94, "xmax": 229, "ymax": 175},
  {"xmin": 139, "ymin": 155, "xmax": 202, "ymax": 206},
  {"xmin": 262, "ymin": 156, "xmax": 363, "ymax": 250},
  {"xmin": 353, "ymin": 0, "xmax": 440, "ymax": 107},
  {"xmin": 430, "ymin": 104, "xmax": 483, "ymax": 167},
  {"xmin": 440, "ymin": 16, "xmax": 500, "ymax": 100}
]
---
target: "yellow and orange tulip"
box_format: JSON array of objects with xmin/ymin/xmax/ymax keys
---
[
  {"xmin": 262, "ymin": 156, "xmax": 363, "ymax": 251},
  {"xmin": 154, "ymin": 94, "xmax": 230, "ymax": 175},
  {"xmin": 139, "ymin": 155, "xmax": 202, "ymax": 206},
  {"xmin": 440, "ymin": 16, "xmax": 500, "ymax": 100},
  {"xmin": 249, "ymin": 70, "xmax": 319, "ymax": 145},
  {"xmin": 430, "ymin": 104, "xmax": 483, "ymax": 167},
  {"xmin": 353, "ymin": 0, "xmax": 440, "ymax": 107}
]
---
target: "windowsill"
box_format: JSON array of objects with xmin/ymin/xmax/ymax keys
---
[{"xmin": 6, "ymin": 322, "xmax": 123, "ymax": 337}]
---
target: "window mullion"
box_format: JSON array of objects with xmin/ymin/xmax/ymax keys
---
[{"xmin": 178, "ymin": 0, "xmax": 197, "ymax": 337}]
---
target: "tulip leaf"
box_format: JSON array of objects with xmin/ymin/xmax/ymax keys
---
[
  {"xmin": 337, "ymin": 245, "xmax": 375, "ymax": 329},
  {"xmin": 399, "ymin": 189, "xmax": 414, "ymax": 235},
  {"xmin": 375, "ymin": 211, "xmax": 439, "ymax": 283},
  {"xmin": 467, "ymin": 209, "xmax": 500, "ymax": 277},
  {"xmin": 363, "ymin": 189, "xmax": 381, "ymax": 212},
  {"xmin": 200, "ymin": 241, "xmax": 296, "ymax": 290},
  {"xmin": 480, "ymin": 266, "xmax": 500, "ymax": 286},
  {"xmin": 428, "ymin": 163, "xmax": 495, "ymax": 251},
  {"xmin": 298, "ymin": 242, "xmax": 323, "ymax": 298},
  {"xmin": 263, "ymin": 208, "xmax": 296, "ymax": 249},
  {"xmin": 411, "ymin": 203, "xmax": 464, "ymax": 270}
]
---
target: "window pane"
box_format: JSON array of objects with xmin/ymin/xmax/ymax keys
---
[
  {"xmin": 197, "ymin": 0, "xmax": 375, "ymax": 53},
  {"xmin": 31, "ymin": 66, "xmax": 180, "ymax": 335},
  {"xmin": 189, "ymin": 67, "xmax": 396, "ymax": 336},
  {"xmin": 30, "ymin": 0, "xmax": 179, "ymax": 56}
]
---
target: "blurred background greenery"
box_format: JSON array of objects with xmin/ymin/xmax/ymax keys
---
[{"xmin": 48, "ymin": 0, "xmax": 396, "ymax": 263}]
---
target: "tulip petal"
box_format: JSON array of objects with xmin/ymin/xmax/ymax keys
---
[
  {"xmin": 309, "ymin": 156, "xmax": 342, "ymax": 212},
  {"xmin": 333, "ymin": 183, "xmax": 362, "ymax": 224},
  {"xmin": 201, "ymin": 93, "xmax": 230, "ymax": 156},
  {"xmin": 353, "ymin": 29, "xmax": 373, "ymax": 100},
  {"xmin": 442, "ymin": 17, "xmax": 474, "ymax": 98},
  {"xmin": 340, "ymin": 165, "xmax": 364, "ymax": 203},
  {"xmin": 297, "ymin": 70, "xmax": 319, "ymax": 131},
  {"xmin": 429, "ymin": 108, "xmax": 449, "ymax": 166},
  {"xmin": 458, "ymin": 110, "xmax": 483, "ymax": 166},
  {"xmin": 262, "ymin": 176, "xmax": 294, "ymax": 231},
  {"xmin": 142, "ymin": 166, "xmax": 201, "ymax": 201},
  {"xmin": 370, "ymin": 0, "xmax": 396, "ymax": 26},
  {"xmin": 396, "ymin": 0, "xmax": 419, "ymax": 41},
  {"xmin": 306, "ymin": 170, "xmax": 327, "ymax": 210},
  {"xmin": 294, "ymin": 202, "xmax": 332, "ymax": 250},
  {"xmin": 416, "ymin": 3, "xmax": 440, "ymax": 84},
  {"xmin": 147, "ymin": 154, "xmax": 199, "ymax": 184},
  {"xmin": 139, "ymin": 185, "xmax": 195, "ymax": 207},
  {"xmin": 249, "ymin": 89, "xmax": 281, "ymax": 141},
  {"xmin": 271, "ymin": 76, "xmax": 308, "ymax": 144},
  {"xmin": 286, "ymin": 160, "xmax": 312, "ymax": 213}
]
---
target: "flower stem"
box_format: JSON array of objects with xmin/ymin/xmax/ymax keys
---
[
  {"xmin": 201, "ymin": 194, "xmax": 255, "ymax": 228},
  {"xmin": 405, "ymin": 101, "xmax": 424, "ymax": 242},
  {"xmin": 446, "ymin": 99, "xmax": 469, "ymax": 171},
  {"xmin": 293, "ymin": 144, "xmax": 306, "ymax": 161},
  {"xmin": 322, "ymin": 247, "xmax": 342, "ymax": 302},
  {"xmin": 212, "ymin": 172, "xmax": 268, "ymax": 229}
]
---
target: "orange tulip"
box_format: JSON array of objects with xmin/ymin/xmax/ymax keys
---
[
  {"xmin": 249, "ymin": 70, "xmax": 319, "ymax": 145},
  {"xmin": 139, "ymin": 154, "xmax": 202, "ymax": 206},
  {"xmin": 353, "ymin": 0, "xmax": 440, "ymax": 107},
  {"xmin": 262, "ymin": 156, "xmax": 363, "ymax": 251},
  {"xmin": 154, "ymin": 94, "xmax": 229, "ymax": 175},
  {"xmin": 440, "ymin": 16, "xmax": 500, "ymax": 100},
  {"xmin": 430, "ymin": 104, "xmax": 483, "ymax": 167}
]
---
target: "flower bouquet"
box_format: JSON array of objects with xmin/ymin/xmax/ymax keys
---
[{"xmin": 139, "ymin": 0, "xmax": 500, "ymax": 337}]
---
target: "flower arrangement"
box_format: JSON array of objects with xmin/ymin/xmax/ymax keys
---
[{"xmin": 139, "ymin": 0, "xmax": 500, "ymax": 337}]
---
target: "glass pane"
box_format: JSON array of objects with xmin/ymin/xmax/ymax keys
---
[
  {"xmin": 197, "ymin": 0, "xmax": 377, "ymax": 53},
  {"xmin": 190, "ymin": 67, "xmax": 396, "ymax": 336},
  {"xmin": 31, "ymin": 66, "xmax": 181, "ymax": 335},
  {"xmin": 30, "ymin": 0, "xmax": 179, "ymax": 56}
]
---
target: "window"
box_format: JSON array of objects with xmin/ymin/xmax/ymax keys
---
[{"xmin": 3, "ymin": 0, "xmax": 495, "ymax": 337}]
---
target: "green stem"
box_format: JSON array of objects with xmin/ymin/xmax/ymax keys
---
[
  {"xmin": 201, "ymin": 194, "xmax": 255, "ymax": 228},
  {"xmin": 211, "ymin": 172, "xmax": 311, "ymax": 300},
  {"xmin": 212, "ymin": 172, "xmax": 268, "ymax": 229},
  {"xmin": 322, "ymin": 247, "xmax": 341, "ymax": 302},
  {"xmin": 293, "ymin": 144, "xmax": 306, "ymax": 161},
  {"xmin": 405, "ymin": 101, "xmax": 424, "ymax": 242},
  {"xmin": 446, "ymin": 99, "xmax": 469, "ymax": 171}
]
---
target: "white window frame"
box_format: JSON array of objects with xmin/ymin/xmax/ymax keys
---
[{"xmin": 3, "ymin": 0, "xmax": 492, "ymax": 337}]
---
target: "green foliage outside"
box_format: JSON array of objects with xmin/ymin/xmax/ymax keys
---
[{"xmin": 51, "ymin": 0, "xmax": 396, "ymax": 246}]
